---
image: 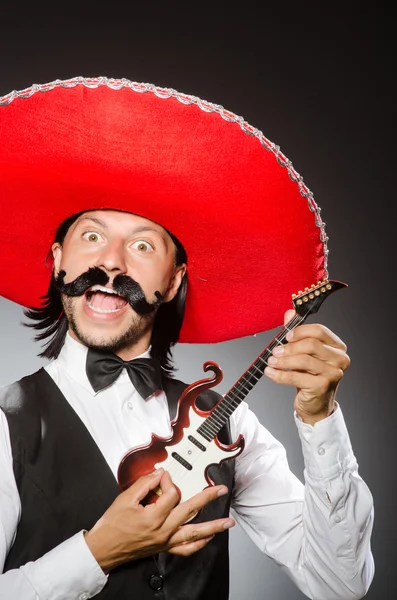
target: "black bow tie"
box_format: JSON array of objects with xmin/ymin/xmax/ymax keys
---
[{"xmin": 86, "ymin": 348, "xmax": 163, "ymax": 399}]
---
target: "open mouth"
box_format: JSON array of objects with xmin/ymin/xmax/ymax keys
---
[{"xmin": 85, "ymin": 285, "xmax": 128, "ymax": 314}]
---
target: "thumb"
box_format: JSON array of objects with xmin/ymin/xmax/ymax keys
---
[{"xmin": 284, "ymin": 309, "xmax": 296, "ymax": 326}]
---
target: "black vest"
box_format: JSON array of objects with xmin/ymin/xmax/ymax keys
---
[{"xmin": 0, "ymin": 368, "xmax": 235, "ymax": 599}]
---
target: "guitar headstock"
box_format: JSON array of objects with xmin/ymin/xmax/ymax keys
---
[{"xmin": 292, "ymin": 279, "xmax": 348, "ymax": 316}]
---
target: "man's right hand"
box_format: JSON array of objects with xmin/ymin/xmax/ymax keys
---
[{"xmin": 84, "ymin": 469, "xmax": 235, "ymax": 572}]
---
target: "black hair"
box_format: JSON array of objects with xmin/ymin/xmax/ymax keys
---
[{"xmin": 24, "ymin": 210, "xmax": 188, "ymax": 374}]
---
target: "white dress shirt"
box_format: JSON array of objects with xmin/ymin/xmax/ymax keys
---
[{"xmin": 0, "ymin": 334, "xmax": 374, "ymax": 600}]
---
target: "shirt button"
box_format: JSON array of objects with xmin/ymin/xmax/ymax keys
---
[
  {"xmin": 334, "ymin": 515, "xmax": 342, "ymax": 523},
  {"xmin": 149, "ymin": 574, "xmax": 164, "ymax": 590},
  {"xmin": 126, "ymin": 401, "xmax": 133, "ymax": 410},
  {"xmin": 317, "ymin": 447, "xmax": 326, "ymax": 456}
]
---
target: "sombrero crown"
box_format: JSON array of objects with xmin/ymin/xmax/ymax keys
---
[{"xmin": 0, "ymin": 76, "xmax": 328, "ymax": 343}]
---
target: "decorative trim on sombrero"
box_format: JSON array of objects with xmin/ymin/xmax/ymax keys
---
[
  {"xmin": 0, "ymin": 76, "xmax": 329, "ymax": 277},
  {"xmin": 0, "ymin": 76, "xmax": 330, "ymax": 341}
]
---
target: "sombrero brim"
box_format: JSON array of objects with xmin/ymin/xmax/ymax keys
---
[{"xmin": 0, "ymin": 77, "xmax": 328, "ymax": 343}]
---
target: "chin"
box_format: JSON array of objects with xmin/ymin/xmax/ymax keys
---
[{"xmin": 71, "ymin": 315, "xmax": 152, "ymax": 354}]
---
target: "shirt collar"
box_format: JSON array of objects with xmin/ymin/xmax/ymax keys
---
[{"xmin": 56, "ymin": 332, "xmax": 152, "ymax": 395}]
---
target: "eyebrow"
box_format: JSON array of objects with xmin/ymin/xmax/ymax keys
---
[
  {"xmin": 77, "ymin": 216, "xmax": 108, "ymax": 228},
  {"xmin": 75, "ymin": 216, "xmax": 170, "ymax": 249}
]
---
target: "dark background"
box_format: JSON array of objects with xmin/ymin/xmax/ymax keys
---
[{"xmin": 0, "ymin": 3, "xmax": 395, "ymax": 599}]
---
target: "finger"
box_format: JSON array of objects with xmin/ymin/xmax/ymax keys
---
[
  {"xmin": 169, "ymin": 517, "xmax": 235, "ymax": 547},
  {"xmin": 153, "ymin": 471, "xmax": 181, "ymax": 514},
  {"xmin": 271, "ymin": 338, "xmax": 350, "ymax": 370},
  {"xmin": 286, "ymin": 323, "xmax": 347, "ymax": 350},
  {"xmin": 265, "ymin": 367, "xmax": 341, "ymax": 392},
  {"xmin": 284, "ymin": 309, "xmax": 296, "ymax": 326},
  {"xmin": 164, "ymin": 484, "xmax": 228, "ymax": 531},
  {"xmin": 168, "ymin": 535, "xmax": 215, "ymax": 556},
  {"xmin": 167, "ymin": 517, "xmax": 235, "ymax": 556},
  {"xmin": 267, "ymin": 353, "xmax": 344, "ymax": 377},
  {"xmin": 124, "ymin": 469, "xmax": 165, "ymax": 505}
]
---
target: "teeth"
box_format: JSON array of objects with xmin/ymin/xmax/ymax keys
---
[
  {"xmin": 90, "ymin": 285, "xmax": 118, "ymax": 295},
  {"xmin": 87, "ymin": 299, "xmax": 122, "ymax": 314}
]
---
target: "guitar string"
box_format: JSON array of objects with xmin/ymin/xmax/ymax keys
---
[
  {"xmin": 165, "ymin": 314, "xmax": 306, "ymax": 480},
  {"xmin": 162, "ymin": 295, "xmax": 330, "ymax": 484},
  {"xmin": 164, "ymin": 313, "xmax": 305, "ymax": 482},
  {"xmin": 200, "ymin": 313, "xmax": 305, "ymax": 437}
]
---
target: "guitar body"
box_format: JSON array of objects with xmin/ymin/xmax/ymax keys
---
[{"xmin": 118, "ymin": 362, "xmax": 244, "ymax": 504}]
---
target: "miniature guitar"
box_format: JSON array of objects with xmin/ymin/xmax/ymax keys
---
[{"xmin": 118, "ymin": 279, "xmax": 347, "ymax": 507}]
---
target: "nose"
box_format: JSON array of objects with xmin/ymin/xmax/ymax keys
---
[{"xmin": 96, "ymin": 239, "xmax": 127, "ymax": 274}]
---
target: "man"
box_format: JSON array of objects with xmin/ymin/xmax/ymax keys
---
[{"xmin": 0, "ymin": 77, "xmax": 374, "ymax": 599}]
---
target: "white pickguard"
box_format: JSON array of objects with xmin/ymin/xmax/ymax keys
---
[{"xmin": 154, "ymin": 405, "xmax": 241, "ymax": 503}]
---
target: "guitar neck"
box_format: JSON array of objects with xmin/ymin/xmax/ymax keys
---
[
  {"xmin": 195, "ymin": 278, "xmax": 347, "ymax": 442},
  {"xmin": 196, "ymin": 313, "xmax": 306, "ymax": 441}
]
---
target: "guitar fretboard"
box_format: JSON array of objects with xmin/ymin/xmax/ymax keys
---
[{"xmin": 196, "ymin": 313, "xmax": 306, "ymax": 441}]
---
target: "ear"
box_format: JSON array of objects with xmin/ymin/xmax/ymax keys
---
[
  {"xmin": 51, "ymin": 243, "xmax": 62, "ymax": 277},
  {"xmin": 163, "ymin": 264, "xmax": 187, "ymax": 303}
]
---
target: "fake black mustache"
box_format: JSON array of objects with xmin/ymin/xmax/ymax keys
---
[{"xmin": 55, "ymin": 267, "xmax": 163, "ymax": 315}]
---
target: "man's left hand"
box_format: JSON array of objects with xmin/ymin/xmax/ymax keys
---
[{"xmin": 264, "ymin": 309, "xmax": 351, "ymax": 425}]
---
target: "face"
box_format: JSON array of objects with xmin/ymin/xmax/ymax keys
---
[{"xmin": 52, "ymin": 210, "xmax": 186, "ymax": 358}]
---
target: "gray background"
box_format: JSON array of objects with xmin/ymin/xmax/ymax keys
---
[{"xmin": 0, "ymin": 4, "xmax": 395, "ymax": 599}]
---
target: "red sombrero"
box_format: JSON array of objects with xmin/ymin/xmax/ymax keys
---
[{"xmin": 0, "ymin": 76, "xmax": 328, "ymax": 343}]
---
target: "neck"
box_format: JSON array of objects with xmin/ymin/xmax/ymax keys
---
[{"xmin": 116, "ymin": 335, "xmax": 151, "ymax": 360}]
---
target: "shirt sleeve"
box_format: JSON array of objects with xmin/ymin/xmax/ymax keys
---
[
  {"xmin": 0, "ymin": 409, "xmax": 108, "ymax": 600},
  {"xmin": 230, "ymin": 401, "xmax": 375, "ymax": 600}
]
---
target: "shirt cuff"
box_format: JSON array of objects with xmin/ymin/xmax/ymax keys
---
[
  {"xmin": 20, "ymin": 530, "xmax": 108, "ymax": 600},
  {"xmin": 294, "ymin": 404, "xmax": 357, "ymax": 480}
]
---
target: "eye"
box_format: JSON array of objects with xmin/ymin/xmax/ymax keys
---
[
  {"xmin": 132, "ymin": 240, "xmax": 154, "ymax": 253},
  {"xmin": 83, "ymin": 231, "xmax": 104, "ymax": 243}
]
